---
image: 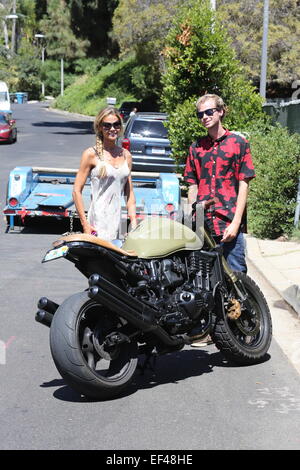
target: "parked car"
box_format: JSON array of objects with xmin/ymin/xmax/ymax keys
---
[
  {"xmin": 118, "ymin": 101, "xmax": 141, "ymax": 122},
  {"xmin": 120, "ymin": 112, "xmax": 177, "ymax": 173},
  {"xmin": 0, "ymin": 113, "xmax": 17, "ymax": 144}
]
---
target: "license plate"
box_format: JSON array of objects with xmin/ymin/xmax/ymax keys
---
[
  {"xmin": 152, "ymin": 147, "xmax": 165, "ymax": 154},
  {"xmin": 42, "ymin": 245, "xmax": 69, "ymax": 263}
]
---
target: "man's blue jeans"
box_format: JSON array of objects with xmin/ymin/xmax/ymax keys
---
[{"xmin": 216, "ymin": 231, "xmax": 247, "ymax": 273}]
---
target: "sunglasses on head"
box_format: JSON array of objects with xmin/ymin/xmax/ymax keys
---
[
  {"xmin": 101, "ymin": 121, "xmax": 121, "ymax": 130},
  {"xmin": 196, "ymin": 108, "xmax": 218, "ymax": 119}
]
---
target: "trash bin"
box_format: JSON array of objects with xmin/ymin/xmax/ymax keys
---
[{"xmin": 16, "ymin": 92, "xmax": 25, "ymax": 104}]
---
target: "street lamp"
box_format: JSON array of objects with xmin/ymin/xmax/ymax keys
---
[
  {"xmin": 35, "ymin": 34, "xmax": 46, "ymax": 96},
  {"xmin": 3, "ymin": 14, "xmax": 18, "ymax": 54}
]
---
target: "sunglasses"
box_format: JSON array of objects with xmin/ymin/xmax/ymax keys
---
[
  {"xmin": 196, "ymin": 108, "xmax": 218, "ymax": 119},
  {"xmin": 101, "ymin": 121, "xmax": 121, "ymax": 130}
]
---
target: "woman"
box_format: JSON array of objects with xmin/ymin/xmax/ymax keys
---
[{"xmin": 73, "ymin": 106, "xmax": 137, "ymax": 241}]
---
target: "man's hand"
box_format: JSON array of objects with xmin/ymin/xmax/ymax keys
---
[{"xmin": 221, "ymin": 220, "xmax": 240, "ymax": 242}]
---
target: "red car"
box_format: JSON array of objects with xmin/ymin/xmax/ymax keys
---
[{"xmin": 0, "ymin": 113, "xmax": 17, "ymax": 143}]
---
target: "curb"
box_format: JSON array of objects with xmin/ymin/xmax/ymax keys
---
[{"xmin": 246, "ymin": 236, "xmax": 300, "ymax": 317}]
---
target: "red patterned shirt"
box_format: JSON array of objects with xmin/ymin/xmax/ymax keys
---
[{"xmin": 184, "ymin": 130, "xmax": 255, "ymax": 236}]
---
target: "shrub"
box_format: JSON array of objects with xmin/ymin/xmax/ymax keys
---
[{"xmin": 246, "ymin": 124, "xmax": 300, "ymax": 239}]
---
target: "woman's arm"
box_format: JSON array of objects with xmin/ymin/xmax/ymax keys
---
[
  {"xmin": 124, "ymin": 151, "xmax": 137, "ymax": 229},
  {"xmin": 72, "ymin": 148, "xmax": 97, "ymax": 234}
]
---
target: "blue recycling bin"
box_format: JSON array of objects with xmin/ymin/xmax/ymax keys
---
[{"xmin": 16, "ymin": 92, "xmax": 25, "ymax": 104}]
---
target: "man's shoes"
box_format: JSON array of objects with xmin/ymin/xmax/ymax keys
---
[{"xmin": 190, "ymin": 335, "xmax": 213, "ymax": 347}]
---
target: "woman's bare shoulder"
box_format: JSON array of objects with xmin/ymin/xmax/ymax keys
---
[
  {"xmin": 79, "ymin": 146, "xmax": 97, "ymax": 171},
  {"xmin": 83, "ymin": 146, "xmax": 97, "ymax": 157},
  {"xmin": 123, "ymin": 148, "xmax": 132, "ymax": 160}
]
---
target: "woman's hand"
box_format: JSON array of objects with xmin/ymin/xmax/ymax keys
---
[{"xmin": 82, "ymin": 220, "xmax": 97, "ymax": 235}]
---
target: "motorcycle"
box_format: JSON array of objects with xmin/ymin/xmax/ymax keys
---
[{"xmin": 36, "ymin": 202, "xmax": 272, "ymax": 400}]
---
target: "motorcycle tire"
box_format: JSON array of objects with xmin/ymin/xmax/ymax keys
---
[
  {"xmin": 50, "ymin": 291, "xmax": 138, "ymax": 400},
  {"xmin": 211, "ymin": 272, "xmax": 272, "ymax": 365}
]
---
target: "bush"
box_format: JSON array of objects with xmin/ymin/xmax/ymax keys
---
[
  {"xmin": 161, "ymin": 0, "xmax": 266, "ymax": 163},
  {"xmin": 160, "ymin": 0, "xmax": 300, "ymax": 239},
  {"xmin": 246, "ymin": 124, "xmax": 300, "ymax": 239}
]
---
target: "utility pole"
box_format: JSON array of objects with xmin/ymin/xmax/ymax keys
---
[
  {"xmin": 260, "ymin": 0, "xmax": 269, "ymax": 100},
  {"xmin": 210, "ymin": 0, "xmax": 216, "ymax": 9},
  {"xmin": 35, "ymin": 34, "xmax": 46, "ymax": 96},
  {"xmin": 11, "ymin": 0, "xmax": 17, "ymax": 55},
  {"xmin": 61, "ymin": 57, "xmax": 64, "ymax": 96}
]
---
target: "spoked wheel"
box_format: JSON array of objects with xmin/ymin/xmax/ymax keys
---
[
  {"xmin": 50, "ymin": 291, "xmax": 138, "ymax": 399},
  {"xmin": 211, "ymin": 272, "xmax": 272, "ymax": 365}
]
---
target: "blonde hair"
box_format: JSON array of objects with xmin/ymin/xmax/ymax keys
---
[
  {"xmin": 93, "ymin": 106, "xmax": 123, "ymax": 178},
  {"xmin": 196, "ymin": 94, "xmax": 227, "ymax": 120}
]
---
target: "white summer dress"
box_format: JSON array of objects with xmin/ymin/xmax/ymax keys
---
[{"xmin": 87, "ymin": 153, "xmax": 130, "ymax": 241}]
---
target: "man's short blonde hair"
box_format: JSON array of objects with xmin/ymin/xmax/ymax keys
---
[{"xmin": 196, "ymin": 94, "xmax": 227, "ymax": 120}]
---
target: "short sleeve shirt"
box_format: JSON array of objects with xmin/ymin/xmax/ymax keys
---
[{"xmin": 184, "ymin": 130, "xmax": 255, "ymax": 236}]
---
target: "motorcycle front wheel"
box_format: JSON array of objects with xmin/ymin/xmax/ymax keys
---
[
  {"xmin": 50, "ymin": 291, "xmax": 138, "ymax": 400},
  {"xmin": 211, "ymin": 272, "xmax": 272, "ymax": 365}
]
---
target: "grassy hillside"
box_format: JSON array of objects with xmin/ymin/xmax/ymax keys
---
[{"xmin": 53, "ymin": 56, "xmax": 139, "ymax": 116}]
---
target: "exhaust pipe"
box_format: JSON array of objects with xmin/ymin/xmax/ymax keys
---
[
  {"xmin": 35, "ymin": 297, "xmax": 59, "ymax": 327},
  {"xmin": 35, "ymin": 309, "xmax": 53, "ymax": 327},
  {"xmin": 88, "ymin": 274, "xmax": 185, "ymax": 348},
  {"xmin": 38, "ymin": 297, "xmax": 59, "ymax": 314}
]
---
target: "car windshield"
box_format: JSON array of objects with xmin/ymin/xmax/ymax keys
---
[
  {"xmin": 0, "ymin": 115, "xmax": 8, "ymax": 124},
  {"xmin": 131, "ymin": 120, "xmax": 168, "ymax": 139}
]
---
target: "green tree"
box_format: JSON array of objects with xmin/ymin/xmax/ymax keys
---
[
  {"xmin": 161, "ymin": 0, "xmax": 265, "ymax": 163},
  {"xmin": 39, "ymin": 0, "xmax": 89, "ymax": 60},
  {"xmin": 218, "ymin": 0, "xmax": 300, "ymax": 90},
  {"xmin": 112, "ymin": 0, "xmax": 182, "ymax": 102},
  {"xmin": 67, "ymin": 0, "xmax": 119, "ymax": 58}
]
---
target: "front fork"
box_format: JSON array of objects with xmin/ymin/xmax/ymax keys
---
[{"xmin": 204, "ymin": 228, "xmax": 254, "ymax": 316}]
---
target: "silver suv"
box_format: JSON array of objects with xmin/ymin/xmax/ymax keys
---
[{"xmin": 120, "ymin": 112, "xmax": 176, "ymax": 172}]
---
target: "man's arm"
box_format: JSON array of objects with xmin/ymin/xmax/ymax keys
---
[{"xmin": 221, "ymin": 178, "xmax": 250, "ymax": 242}]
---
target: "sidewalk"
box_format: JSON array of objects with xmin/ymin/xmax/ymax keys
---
[{"xmin": 246, "ymin": 235, "xmax": 300, "ymax": 317}]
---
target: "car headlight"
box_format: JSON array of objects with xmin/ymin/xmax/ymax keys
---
[{"xmin": 0, "ymin": 129, "xmax": 9, "ymax": 134}]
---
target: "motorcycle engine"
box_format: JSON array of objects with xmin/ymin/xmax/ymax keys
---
[{"xmin": 126, "ymin": 252, "xmax": 215, "ymax": 334}]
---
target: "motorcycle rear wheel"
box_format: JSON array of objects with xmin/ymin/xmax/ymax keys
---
[
  {"xmin": 211, "ymin": 272, "xmax": 272, "ymax": 365},
  {"xmin": 50, "ymin": 291, "xmax": 138, "ymax": 400}
]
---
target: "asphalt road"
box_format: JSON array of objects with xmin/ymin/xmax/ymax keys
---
[{"xmin": 0, "ymin": 102, "xmax": 300, "ymax": 451}]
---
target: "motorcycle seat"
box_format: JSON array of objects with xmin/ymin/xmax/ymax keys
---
[{"xmin": 53, "ymin": 233, "xmax": 137, "ymax": 257}]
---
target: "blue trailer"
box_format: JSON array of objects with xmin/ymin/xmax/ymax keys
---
[{"xmin": 4, "ymin": 166, "xmax": 181, "ymax": 232}]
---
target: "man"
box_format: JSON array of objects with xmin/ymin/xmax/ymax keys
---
[{"xmin": 184, "ymin": 94, "xmax": 255, "ymax": 346}]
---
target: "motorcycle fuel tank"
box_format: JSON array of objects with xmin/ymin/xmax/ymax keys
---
[{"xmin": 122, "ymin": 217, "xmax": 203, "ymax": 258}]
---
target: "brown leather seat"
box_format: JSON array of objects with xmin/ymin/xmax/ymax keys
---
[{"xmin": 53, "ymin": 233, "xmax": 137, "ymax": 257}]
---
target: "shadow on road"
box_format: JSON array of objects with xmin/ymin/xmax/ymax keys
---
[
  {"xmin": 42, "ymin": 349, "xmax": 260, "ymax": 403},
  {"xmin": 32, "ymin": 120, "xmax": 93, "ymax": 135}
]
